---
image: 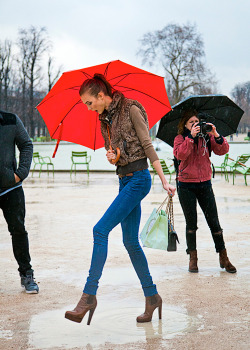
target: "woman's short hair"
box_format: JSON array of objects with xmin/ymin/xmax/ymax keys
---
[
  {"xmin": 177, "ymin": 109, "xmax": 199, "ymax": 134},
  {"xmin": 79, "ymin": 73, "xmax": 113, "ymax": 98}
]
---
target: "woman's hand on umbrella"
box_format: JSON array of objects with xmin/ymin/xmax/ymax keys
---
[
  {"xmin": 207, "ymin": 123, "xmax": 220, "ymax": 137},
  {"xmin": 163, "ymin": 183, "xmax": 176, "ymax": 196},
  {"xmin": 106, "ymin": 149, "xmax": 116, "ymax": 163},
  {"xmin": 191, "ymin": 122, "xmax": 200, "ymax": 137}
]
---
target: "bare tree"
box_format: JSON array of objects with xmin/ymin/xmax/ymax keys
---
[
  {"xmin": 231, "ymin": 81, "xmax": 250, "ymax": 132},
  {"xmin": 0, "ymin": 40, "xmax": 13, "ymax": 110},
  {"xmin": 137, "ymin": 23, "xmax": 217, "ymax": 104},
  {"xmin": 17, "ymin": 26, "xmax": 51, "ymax": 137},
  {"xmin": 47, "ymin": 56, "xmax": 62, "ymax": 92}
]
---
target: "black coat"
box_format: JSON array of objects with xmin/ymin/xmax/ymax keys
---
[{"xmin": 0, "ymin": 110, "xmax": 33, "ymax": 193}]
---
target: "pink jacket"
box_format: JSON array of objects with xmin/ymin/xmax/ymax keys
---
[{"xmin": 173, "ymin": 134, "xmax": 229, "ymax": 182}]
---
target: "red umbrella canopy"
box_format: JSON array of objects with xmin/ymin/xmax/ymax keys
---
[{"xmin": 37, "ymin": 60, "xmax": 171, "ymax": 151}]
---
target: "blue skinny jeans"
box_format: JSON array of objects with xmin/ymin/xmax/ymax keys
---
[{"xmin": 83, "ymin": 169, "xmax": 157, "ymax": 297}]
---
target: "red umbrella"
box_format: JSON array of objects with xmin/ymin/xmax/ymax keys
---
[{"xmin": 37, "ymin": 60, "xmax": 171, "ymax": 156}]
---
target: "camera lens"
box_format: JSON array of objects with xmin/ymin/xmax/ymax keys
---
[{"xmin": 203, "ymin": 124, "xmax": 212, "ymax": 133}]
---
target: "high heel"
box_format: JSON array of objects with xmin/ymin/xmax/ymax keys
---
[
  {"xmin": 136, "ymin": 293, "xmax": 162, "ymax": 323},
  {"xmin": 65, "ymin": 293, "xmax": 97, "ymax": 325}
]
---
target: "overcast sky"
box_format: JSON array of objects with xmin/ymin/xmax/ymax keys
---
[{"xmin": 0, "ymin": 0, "xmax": 249, "ymax": 97}]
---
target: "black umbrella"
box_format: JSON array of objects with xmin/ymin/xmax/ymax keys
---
[{"xmin": 156, "ymin": 94, "xmax": 244, "ymax": 147}]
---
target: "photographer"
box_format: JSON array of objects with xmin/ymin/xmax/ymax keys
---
[{"xmin": 173, "ymin": 110, "xmax": 236, "ymax": 273}]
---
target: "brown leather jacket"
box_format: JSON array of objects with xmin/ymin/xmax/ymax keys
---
[{"xmin": 99, "ymin": 91, "xmax": 150, "ymax": 167}]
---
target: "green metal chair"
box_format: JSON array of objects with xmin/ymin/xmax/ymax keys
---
[
  {"xmin": 214, "ymin": 153, "xmax": 229, "ymax": 181},
  {"xmin": 225, "ymin": 154, "xmax": 250, "ymax": 184},
  {"xmin": 151, "ymin": 159, "xmax": 175, "ymax": 184},
  {"xmin": 70, "ymin": 151, "xmax": 91, "ymax": 177},
  {"xmin": 227, "ymin": 154, "xmax": 250, "ymax": 173},
  {"xmin": 233, "ymin": 166, "xmax": 250, "ymax": 186},
  {"xmin": 32, "ymin": 152, "xmax": 54, "ymax": 177},
  {"xmin": 233, "ymin": 165, "xmax": 250, "ymax": 186}
]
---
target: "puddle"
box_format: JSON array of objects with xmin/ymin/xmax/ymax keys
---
[
  {"xmin": 0, "ymin": 329, "xmax": 13, "ymax": 340},
  {"xmin": 218, "ymin": 197, "xmax": 250, "ymax": 204},
  {"xmin": 38, "ymin": 265, "xmax": 185, "ymax": 292},
  {"xmin": 0, "ymin": 243, "xmax": 10, "ymax": 250},
  {"xmin": 38, "ymin": 261, "xmax": 249, "ymax": 294},
  {"xmin": 28, "ymin": 303, "xmax": 200, "ymax": 349},
  {"xmin": 215, "ymin": 196, "xmax": 250, "ymax": 214},
  {"xmin": 220, "ymin": 205, "xmax": 250, "ymax": 214}
]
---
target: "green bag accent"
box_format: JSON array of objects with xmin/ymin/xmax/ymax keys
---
[
  {"xmin": 140, "ymin": 195, "xmax": 180, "ymax": 251},
  {"xmin": 140, "ymin": 198, "xmax": 169, "ymax": 251}
]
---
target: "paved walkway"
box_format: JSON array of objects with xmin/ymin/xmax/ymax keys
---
[{"xmin": 0, "ymin": 172, "xmax": 249, "ymax": 350}]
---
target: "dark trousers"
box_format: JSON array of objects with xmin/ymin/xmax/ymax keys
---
[
  {"xmin": 177, "ymin": 184, "xmax": 225, "ymax": 253},
  {"xmin": 0, "ymin": 187, "xmax": 32, "ymax": 275}
]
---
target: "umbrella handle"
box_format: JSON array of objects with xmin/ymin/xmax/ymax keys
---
[
  {"xmin": 110, "ymin": 147, "xmax": 120, "ymax": 164},
  {"xmin": 107, "ymin": 124, "xmax": 120, "ymax": 164},
  {"xmin": 52, "ymin": 122, "xmax": 63, "ymax": 158}
]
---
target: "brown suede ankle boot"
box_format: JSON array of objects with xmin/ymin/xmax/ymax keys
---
[
  {"xmin": 219, "ymin": 249, "xmax": 237, "ymax": 273},
  {"xmin": 136, "ymin": 294, "xmax": 162, "ymax": 323},
  {"xmin": 189, "ymin": 250, "xmax": 198, "ymax": 273},
  {"xmin": 65, "ymin": 293, "xmax": 97, "ymax": 324}
]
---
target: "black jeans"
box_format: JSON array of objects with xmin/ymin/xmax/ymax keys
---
[
  {"xmin": 0, "ymin": 187, "xmax": 32, "ymax": 275},
  {"xmin": 177, "ymin": 184, "xmax": 225, "ymax": 253}
]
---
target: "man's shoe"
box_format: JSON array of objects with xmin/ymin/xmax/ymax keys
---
[{"xmin": 20, "ymin": 272, "xmax": 39, "ymax": 294}]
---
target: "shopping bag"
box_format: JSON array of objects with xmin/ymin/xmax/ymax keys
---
[
  {"xmin": 140, "ymin": 197, "xmax": 169, "ymax": 251},
  {"xmin": 140, "ymin": 195, "xmax": 180, "ymax": 251}
]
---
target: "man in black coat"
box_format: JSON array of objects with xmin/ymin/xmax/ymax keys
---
[{"xmin": 0, "ymin": 110, "xmax": 39, "ymax": 293}]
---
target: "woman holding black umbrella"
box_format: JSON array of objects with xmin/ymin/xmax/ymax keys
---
[
  {"xmin": 173, "ymin": 110, "xmax": 236, "ymax": 274},
  {"xmin": 65, "ymin": 74, "xmax": 176, "ymax": 325}
]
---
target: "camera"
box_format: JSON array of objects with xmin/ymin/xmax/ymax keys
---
[{"xmin": 197, "ymin": 121, "xmax": 212, "ymax": 135}]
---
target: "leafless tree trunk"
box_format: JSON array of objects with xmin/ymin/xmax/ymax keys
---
[
  {"xmin": 231, "ymin": 81, "xmax": 250, "ymax": 132},
  {"xmin": 137, "ymin": 23, "xmax": 217, "ymax": 105},
  {"xmin": 0, "ymin": 40, "xmax": 13, "ymax": 111},
  {"xmin": 47, "ymin": 56, "xmax": 62, "ymax": 91},
  {"xmin": 17, "ymin": 26, "xmax": 50, "ymax": 137}
]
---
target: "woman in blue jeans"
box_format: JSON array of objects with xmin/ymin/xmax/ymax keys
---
[{"xmin": 65, "ymin": 74, "xmax": 175, "ymax": 325}]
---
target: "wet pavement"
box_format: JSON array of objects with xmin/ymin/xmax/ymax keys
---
[
  {"xmin": 0, "ymin": 172, "xmax": 249, "ymax": 350},
  {"xmin": 29, "ymin": 303, "xmax": 199, "ymax": 349}
]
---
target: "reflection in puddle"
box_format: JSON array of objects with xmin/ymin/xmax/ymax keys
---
[{"xmin": 28, "ymin": 304, "xmax": 200, "ymax": 349}]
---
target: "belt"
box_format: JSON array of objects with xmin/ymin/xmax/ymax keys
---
[
  {"xmin": 118, "ymin": 172, "xmax": 133, "ymax": 178},
  {"xmin": 118, "ymin": 169, "xmax": 144, "ymax": 178}
]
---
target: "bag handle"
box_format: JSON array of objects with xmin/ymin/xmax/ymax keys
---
[
  {"xmin": 156, "ymin": 196, "xmax": 169, "ymax": 213},
  {"xmin": 166, "ymin": 195, "xmax": 174, "ymax": 230}
]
